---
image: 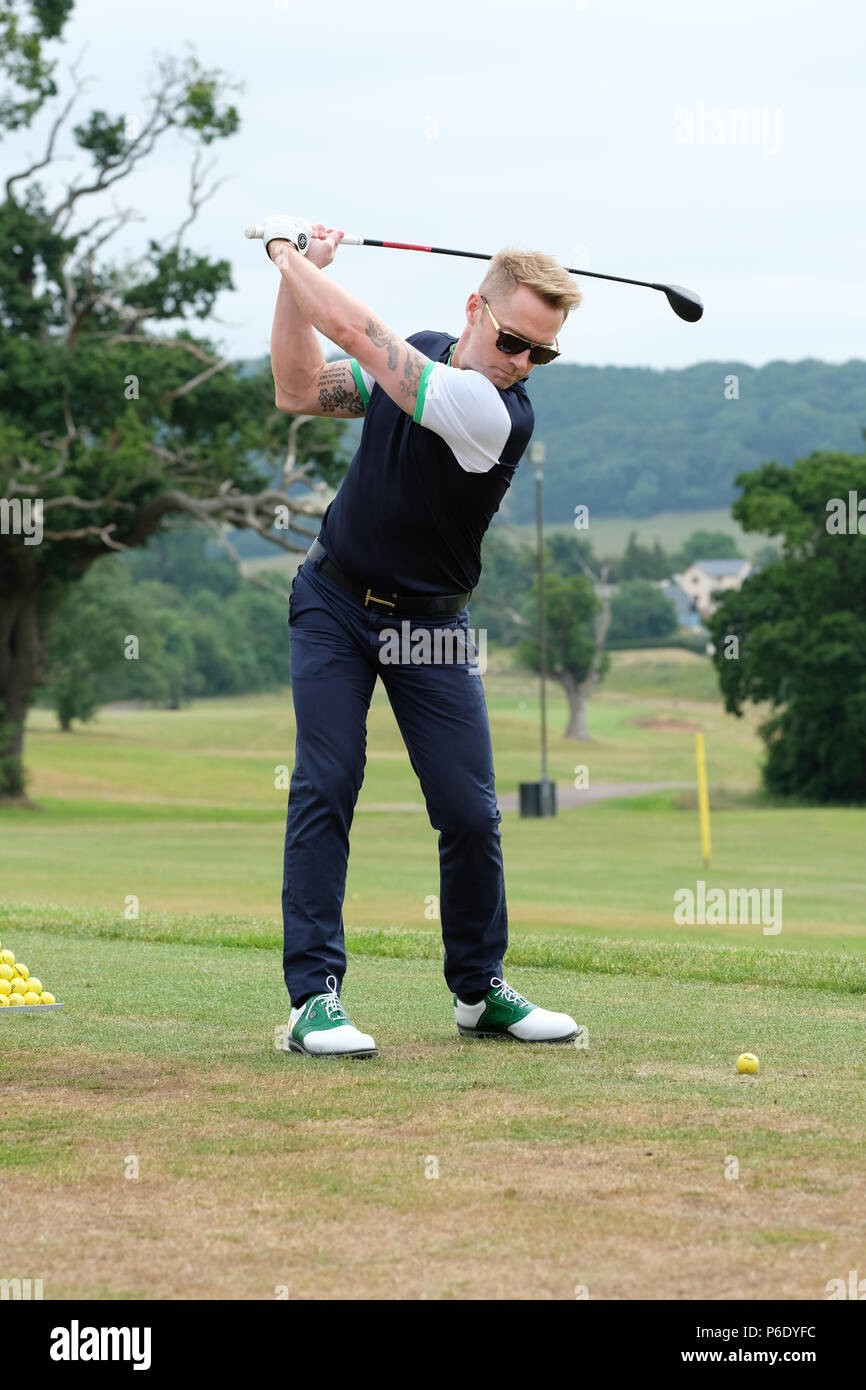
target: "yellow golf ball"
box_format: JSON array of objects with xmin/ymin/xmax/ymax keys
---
[
  {"xmin": 8, "ymin": 993, "xmax": 26, "ymax": 1006},
  {"xmin": 0, "ymin": 996, "xmax": 9, "ymax": 1007},
  {"xmin": 26, "ymin": 978, "xmax": 42, "ymax": 996},
  {"xmin": 23, "ymin": 991, "xmax": 41, "ymax": 1006},
  {"xmin": 39, "ymin": 992, "xmax": 56, "ymax": 1006},
  {"xmin": 0, "ymin": 979, "xmax": 11, "ymax": 997},
  {"xmin": 736, "ymin": 1052, "xmax": 759, "ymax": 1074},
  {"xmin": 14, "ymin": 963, "xmax": 29, "ymax": 980},
  {"xmin": 0, "ymin": 962, "xmax": 13, "ymax": 982},
  {"xmin": 10, "ymin": 977, "xmax": 27, "ymax": 995},
  {"xmin": 1, "ymin": 949, "xmax": 15, "ymax": 967}
]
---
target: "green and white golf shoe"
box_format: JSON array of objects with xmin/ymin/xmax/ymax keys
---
[
  {"xmin": 454, "ymin": 977, "xmax": 580, "ymax": 1043},
  {"xmin": 284, "ymin": 975, "xmax": 378, "ymax": 1058}
]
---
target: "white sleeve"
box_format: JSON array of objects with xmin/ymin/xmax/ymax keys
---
[{"xmin": 413, "ymin": 362, "xmax": 513, "ymax": 473}]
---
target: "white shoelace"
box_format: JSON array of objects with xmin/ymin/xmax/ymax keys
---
[
  {"xmin": 319, "ymin": 974, "xmax": 348, "ymax": 1021},
  {"xmin": 490, "ymin": 977, "xmax": 528, "ymax": 1006}
]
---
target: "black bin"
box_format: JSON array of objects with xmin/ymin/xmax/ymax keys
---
[{"xmin": 518, "ymin": 779, "xmax": 557, "ymax": 818}]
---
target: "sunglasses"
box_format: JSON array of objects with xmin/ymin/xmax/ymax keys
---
[{"xmin": 480, "ymin": 295, "xmax": 560, "ymax": 365}]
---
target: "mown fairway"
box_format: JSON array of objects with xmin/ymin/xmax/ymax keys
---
[
  {"xmin": 2, "ymin": 651, "xmax": 863, "ymax": 952},
  {"xmin": 1, "ymin": 918, "xmax": 864, "ymax": 1301},
  {"xmin": 1, "ymin": 650, "xmax": 864, "ymax": 1299}
]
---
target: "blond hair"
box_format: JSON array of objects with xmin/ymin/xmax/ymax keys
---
[{"xmin": 478, "ymin": 247, "xmax": 583, "ymax": 318}]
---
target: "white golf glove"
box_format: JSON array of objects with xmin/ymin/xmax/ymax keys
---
[{"xmin": 262, "ymin": 213, "xmax": 313, "ymax": 257}]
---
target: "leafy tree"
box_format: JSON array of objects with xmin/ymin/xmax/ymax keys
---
[
  {"xmin": 471, "ymin": 528, "xmax": 606, "ymax": 654},
  {"xmin": 515, "ymin": 572, "xmax": 611, "ymax": 739},
  {"xmin": 674, "ymin": 529, "xmax": 743, "ymax": 569},
  {"xmin": 608, "ymin": 579, "xmax": 678, "ymax": 643},
  {"xmin": 0, "ymin": 10, "xmax": 347, "ymax": 798},
  {"xmin": 42, "ymin": 550, "xmax": 294, "ymax": 722},
  {"xmin": 709, "ymin": 451, "xmax": 866, "ymax": 803},
  {"xmin": 752, "ymin": 542, "xmax": 781, "ymax": 569},
  {"xmin": 469, "ymin": 527, "xmax": 537, "ymax": 645},
  {"xmin": 187, "ymin": 595, "xmax": 248, "ymax": 696},
  {"xmin": 137, "ymin": 607, "xmax": 202, "ymax": 709},
  {"xmin": 42, "ymin": 559, "xmax": 203, "ymax": 722},
  {"xmin": 43, "ymin": 555, "xmax": 143, "ymax": 727},
  {"xmin": 545, "ymin": 530, "xmax": 601, "ymax": 577},
  {"xmin": 123, "ymin": 520, "xmax": 240, "ymax": 597},
  {"xmin": 223, "ymin": 584, "xmax": 292, "ymax": 688},
  {"xmin": 617, "ymin": 531, "xmax": 673, "ymax": 581}
]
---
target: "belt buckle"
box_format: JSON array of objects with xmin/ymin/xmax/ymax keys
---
[{"xmin": 364, "ymin": 587, "xmax": 396, "ymax": 610}]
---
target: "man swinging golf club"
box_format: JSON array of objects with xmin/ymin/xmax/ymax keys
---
[{"xmin": 268, "ymin": 212, "xmax": 584, "ymax": 1057}]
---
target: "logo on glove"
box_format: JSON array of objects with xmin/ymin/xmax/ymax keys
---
[{"xmin": 297, "ymin": 232, "xmax": 308, "ymax": 251}]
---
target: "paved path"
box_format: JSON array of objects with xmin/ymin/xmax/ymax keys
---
[{"xmin": 357, "ymin": 780, "xmax": 694, "ymax": 813}]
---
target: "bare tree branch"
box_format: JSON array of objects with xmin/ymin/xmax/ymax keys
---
[
  {"xmin": 39, "ymin": 491, "xmax": 133, "ymax": 513},
  {"xmin": 101, "ymin": 333, "xmax": 221, "ymax": 363},
  {"xmin": 241, "ymin": 570, "xmax": 295, "ymax": 602},
  {"xmin": 5, "ymin": 52, "xmax": 92, "ymax": 200},
  {"xmin": 143, "ymin": 441, "xmax": 190, "ymax": 466},
  {"xmin": 60, "ymin": 138, "xmax": 233, "ymax": 349},
  {"xmin": 155, "ymin": 356, "xmax": 232, "ymax": 405},
  {"xmin": 91, "ymin": 293, "xmax": 156, "ymax": 332},
  {"xmin": 3, "ymin": 404, "xmax": 82, "ymax": 496},
  {"xmin": 40, "ymin": 522, "xmax": 126, "ymax": 550},
  {"xmin": 503, "ymin": 606, "xmax": 531, "ymax": 630},
  {"xmin": 69, "ymin": 205, "xmax": 137, "ymax": 247},
  {"xmin": 60, "ymin": 206, "xmax": 147, "ymax": 346},
  {"xmin": 50, "ymin": 109, "xmax": 174, "ymax": 235},
  {"xmin": 48, "ymin": 48, "xmax": 243, "ymax": 237},
  {"xmin": 282, "ymin": 414, "xmax": 314, "ymax": 489},
  {"xmin": 201, "ymin": 520, "xmax": 296, "ymax": 603},
  {"xmin": 121, "ymin": 486, "xmax": 328, "ymax": 554},
  {"xmin": 171, "ymin": 146, "xmax": 233, "ymax": 254}
]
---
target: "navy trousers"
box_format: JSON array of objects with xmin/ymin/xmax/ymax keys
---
[{"xmin": 281, "ymin": 550, "xmax": 508, "ymax": 1005}]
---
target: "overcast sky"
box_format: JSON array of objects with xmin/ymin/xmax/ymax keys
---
[{"xmin": 6, "ymin": 0, "xmax": 865, "ymax": 369}]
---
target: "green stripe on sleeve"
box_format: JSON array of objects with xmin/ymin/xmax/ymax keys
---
[
  {"xmin": 413, "ymin": 361, "xmax": 435, "ymax": 424},
  {"xmin": 349, "ymin": 358, "xmax": 370, "ymax": 408}
]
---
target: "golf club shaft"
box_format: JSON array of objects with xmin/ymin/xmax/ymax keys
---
[
  {"xmin": 244, "ymin": 225, "xmax": 703, "ymax": 319},
  {"xmin": 342, "ymin": 238, "xmax": 666, "ymax": 295}
]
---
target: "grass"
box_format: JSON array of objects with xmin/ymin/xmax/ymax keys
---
[
  {"xmin": 1, "ymin": 795, "xmax": 864, "ymax": 953},
  {"xmin": 499, "ymin": 507, "xmax": 769, "ymax": 559},
  {"xmin": 0, "ymin": 926, "xmax": 863, "ymax": 1299},
  {"xmin": 2, "ymin": 652, "xmax": 864, "ymax": 952},
  {"xmin": 19, "ymin": 651, "xmax": 764, "ymax": 808},
  {"xmin": 1, "ymin": 648, "xmax": 864, "ymax": 1299},
  {"xmin": 2, "ymin": 903, "xmax": 865, "ymax": 994}
]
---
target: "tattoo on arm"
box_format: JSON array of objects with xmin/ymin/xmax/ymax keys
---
[
  {"xmin": 363, "ymin": 317, "xmax": 427, "ymax": 398},
  {"xmin": 399, "ymin": 343, "xmax": 426, "ymax": 399},
  {"xmin": 364, "ymin": 317, "xmax": 400, "ymax": 372},
  {"xmin": 317, "ymin": 361, "xmax": 365, "ymax": 416}
]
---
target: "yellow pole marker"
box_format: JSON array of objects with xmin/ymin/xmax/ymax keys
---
[{"xmin": 695, "ymin": 732, "xmax": 711, "ymax": 868}]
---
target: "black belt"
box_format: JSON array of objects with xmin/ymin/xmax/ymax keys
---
[{"xmin": 305, "ymin": 539, "xmax": 470, "ymax": 617}]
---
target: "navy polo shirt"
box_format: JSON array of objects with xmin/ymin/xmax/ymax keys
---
[{"xmin": 317, "ymin": 330, "xmax": 534, "ymax": 596}]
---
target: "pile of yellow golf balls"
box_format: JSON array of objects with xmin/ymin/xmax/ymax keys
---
[{"xmin": 0, "ymin": 940, "xmax": 57, "ymax": 1007}]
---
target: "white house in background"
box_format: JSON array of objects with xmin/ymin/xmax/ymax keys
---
[
  {"xmin": 674, "ymin": 558, "xmax": 753, "ymax": 620},
  {"xmin": 658, "ymin": 579, "xmax": 703, "ymax": 630}
]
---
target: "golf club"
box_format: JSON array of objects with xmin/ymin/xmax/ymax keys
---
[{"xmin": 244, "ymin": 224, "xmax": 704, "ymax": 322}]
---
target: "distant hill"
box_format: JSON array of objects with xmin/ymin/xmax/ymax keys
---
[
  {"xmin": 514, "ymin": 358, "xmax": 866, "ymax": 522},
  {"xmin": 248, "ymin": 354, "xmax": 866, "ymax": 523}
]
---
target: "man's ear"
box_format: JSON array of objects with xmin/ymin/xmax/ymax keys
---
[{"xmin": 466, "ymin": 291, "xmax": 482, "ymax": 324}]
